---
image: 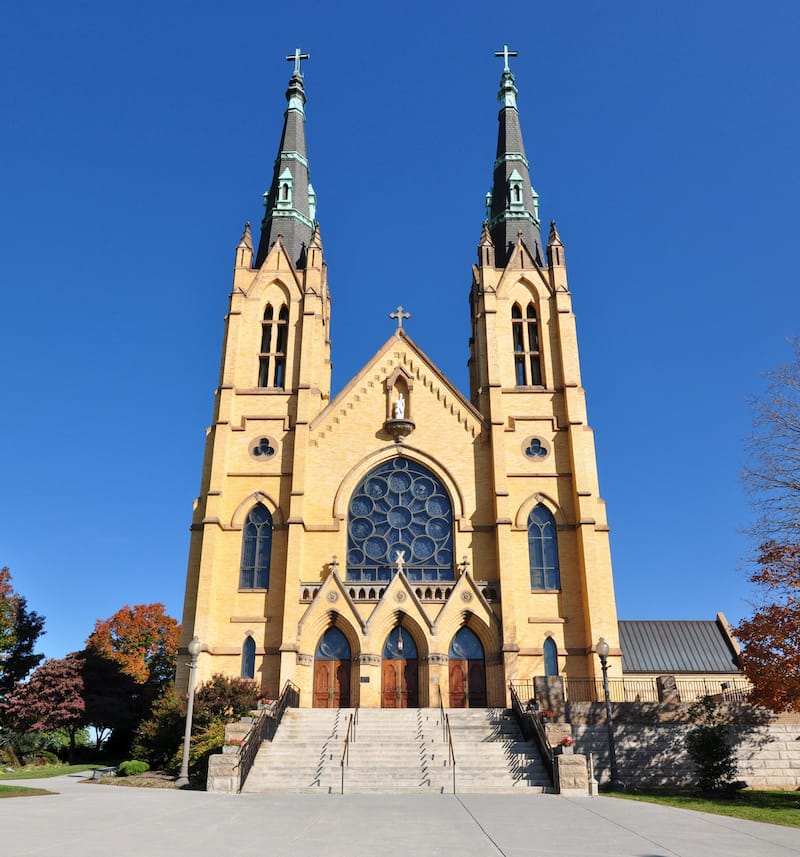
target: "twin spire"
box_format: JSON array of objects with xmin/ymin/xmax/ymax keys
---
[
  {"xmin": 255, "ymin": 46, "xmax": 543, "ymax": 271},
  {"xmin": 255, "ymin": 49, "xmax": 316, "ymax": 269}
]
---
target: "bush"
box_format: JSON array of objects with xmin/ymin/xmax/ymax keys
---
[
  {"xmin": 685, "ymin": 696, "xmax": 738, "ymax": 793},
  {"xmin": 117, "ymin": 760, "xmax": 150, "ymax": 777},
  {"xmin": 133, "ymin": 676, "xmax": 258, "ymax": 778}
]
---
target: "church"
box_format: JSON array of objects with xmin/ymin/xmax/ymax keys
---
[{"xmin": 177, "ymin": 49, "xmax": 740, "ymax": 709}]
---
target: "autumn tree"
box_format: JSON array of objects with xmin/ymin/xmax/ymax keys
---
[
  {"xmin": 737, "ymin": 344, "xmax": 800, "ymax": 711},
  {"xmin": 0, "ymin": 567, "xmax": 45, "ymax": 700},
  {"xmin": 3, "ymin": 656, "xmax": 85, "ymax": 762},
  {"xmin": 86, "ymin": 603, "xmax": 179, "ymax": 689},
  {"xmin": 735, "ymin": 542, "xmax": 800, "ymax": 711}
]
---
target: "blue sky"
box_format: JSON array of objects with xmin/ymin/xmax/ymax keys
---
[{"xmin": 2, "ymin": 1, "xmax": 799, "ymax": 661}]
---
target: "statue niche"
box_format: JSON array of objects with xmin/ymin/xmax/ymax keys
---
[{"xmin": 384, "ymin": 371, "xmax": 415, "ymax": 442}]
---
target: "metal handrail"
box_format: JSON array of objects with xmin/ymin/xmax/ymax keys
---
[
  {"xmin": 238, "ymin": 679, "xmax": 300, "ymax": 792},
  {"xmin": 444, "ymin": 712, "xmax": 456, "ymax": 794},
  {"xmin": 508, "ymin": 682, "xmax": 554, "ymax": 785},
  {"xmin": 340, "ymin": 712, "xmax": 355, "ymax": 794}
]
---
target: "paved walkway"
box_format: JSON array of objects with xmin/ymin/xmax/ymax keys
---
[{"xmin": 2, "ymin": 774, "xmax": 800, "ymax": 857}]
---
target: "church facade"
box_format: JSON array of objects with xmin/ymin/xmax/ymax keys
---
[{"xmin": 178, "ymin": 50, "xmax": 622, "ymax": 708}]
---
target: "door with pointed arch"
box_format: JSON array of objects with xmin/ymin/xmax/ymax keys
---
[
  {"xmin": 381, "ymin": 626, "xmax": 419, "ymax": 708},
  {"xmin": 313, "ymin": 627, "xmax": 351, "ymax": 708},
  {"xmin": 448, "ymin": 627, "xmax": 487, "ymax": 707}
]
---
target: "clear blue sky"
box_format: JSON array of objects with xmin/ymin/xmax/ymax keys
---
[{"xmin": 2, "ymin": 1, "xmax": 799, "ymax": 661}]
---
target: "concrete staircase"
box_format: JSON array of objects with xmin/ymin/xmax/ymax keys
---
[{"xmin": 242, "ymin": 707, "xmax": 552, "ymax": 794}]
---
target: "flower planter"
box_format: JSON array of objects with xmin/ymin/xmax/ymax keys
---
[{"xmin": 222, "ymin": 744, "xmax": 241, "ymax": 755}]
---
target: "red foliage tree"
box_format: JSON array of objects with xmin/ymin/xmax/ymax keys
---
[
  {"xmin": 3, "ymin": 655, "xmax": 85, "ymax": 761},
  {"xmin": 737, "ymin": 346, "xmax": 800, "ymax": 712},
  {"xmin": 86, "ymin": 603, "xmax": 179, "ymax": 688},
  {"xmin": 735, "ymin": 542, "xmax": 800, "ymax": 712}
]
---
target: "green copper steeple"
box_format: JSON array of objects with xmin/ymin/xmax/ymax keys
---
[
  {"xmin": 255, "ymin": 49, "xmax": 317, "ymax": 269},
  {"xmin": 487, "ymin": 45, "xmax": 542, "ymax": 267}
]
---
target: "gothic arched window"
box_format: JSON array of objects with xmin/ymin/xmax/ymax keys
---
[
  {"xmin": 240, "ymin": 504, "xmax": 272, "ymax": 589},
  {"xmin": 528, "ymin": 504, "xmax": 560, "ymax": 590},
  {"xmin": 543, "ymin": 637, "xmax": 558, "ymax": 676},
  {"xmin": 512, "ymin": 302, "xmax": 542, "ymax": 386},
  {"xmin": 347, "ymin": 457, "xmax": 453, "ymax": 583},
  {"xmin": 258, "ymin": 304, "xmax": 288, "ymax": 388},
  {"xmin": 241, "ymin": 636, "xmax": 256, "ymax": 679}
]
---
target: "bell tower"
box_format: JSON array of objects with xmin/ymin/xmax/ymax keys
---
[
  {"xmin": 469, "ymin": 46, "xmax": 621, "ymax": 684},
  {"xmin": 178, "ymin": 50, "xmax": 331, "ymax": 692}
]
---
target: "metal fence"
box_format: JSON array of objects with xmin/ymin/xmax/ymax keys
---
[{"xmin": 511, "ymin": 677, "xmax": 751, "ymax": 705}]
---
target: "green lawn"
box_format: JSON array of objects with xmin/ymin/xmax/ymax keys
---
[
  {"xmin": 0, "ymin": 784, "xmax": 54, "ymax": 798},
  {"xmin": 610, "ymin": 788, "xmax": 800, "ymax": 828},
  {"xmin": 0, "ymin": 763, "xmax": 100, "ymax": 781}
]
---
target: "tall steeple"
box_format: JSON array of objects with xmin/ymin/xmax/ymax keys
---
[
  {"xmin": 486, "ymin": 45, "xmax": 542, "ymax": 268},
  {"xmin": 255, "ymin": 48, "xmax": 316, "ymax": 269}
]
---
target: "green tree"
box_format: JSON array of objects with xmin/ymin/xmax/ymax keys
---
[
  {"xmin": 0, "ymin": 567, "xmax": 45, "ymax": 699},
  {"xmin": 685, "ymin": 696, "xmax": 738, "ymax": 793}
]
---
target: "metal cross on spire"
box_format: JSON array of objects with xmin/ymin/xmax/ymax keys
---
[
  {"xmin": 390, "ymin": 306, "xmax": 411, "ymax": 331},
  {"xmin": 286, "ymin": 47, "xmax": 310, "ymax": 75},
  {"xmin": 494, "ymin": 44, "xmax": 518, "ymax": 72}
]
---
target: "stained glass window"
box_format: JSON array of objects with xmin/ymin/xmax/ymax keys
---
[
  {"xmin": 382, "ymin": 627, "xmax": 418, "ymax": 660},
  {"xmin": 449, "ymin": 627, "xmax": 484, "ymax": 660},
  {"xmin": 315, "ymin": 627, "xmax": 351, "ymax": 660},
  {"xmin": 544, "ymin": 637, "xmax": 558, "ymax": 676},
  {"xmin": 239, "ymin": 504, "xmax": 272, "ymax": 589},
  {"xmin": 346, "ymin": 457, "xmax": 454, "ymax": 583},
  {"xmin": 528, "ymin": 504, "xmax": 560, "ymax": 590},
  {"xmin": 241, "ymin": 636, "xmax": 256, "ymax": 679}
]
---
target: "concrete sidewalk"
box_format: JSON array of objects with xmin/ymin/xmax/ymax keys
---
[{"xmin": 2, "ymin": 774, "xmax": 800, "ymax": 857}]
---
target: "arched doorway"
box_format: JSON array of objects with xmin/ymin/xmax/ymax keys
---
[
  {"xmin": 381, "ymin": 626, "xmax": 419, "ymax": 708},
  {"xmin": 448, "ymin": 627, "xmax": 487, "ymax": 708},
  {"xmin": 313, "ymin": 627, "xmax": 351, "ymax": 708}
]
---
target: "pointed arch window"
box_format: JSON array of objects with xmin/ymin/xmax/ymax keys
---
[
  {"xmin": 258, "ymin": 304, "xmax": 288, "ymax": 388},
  {"xmin": 528, "ymin": 504, "xmax": 560, "ymax": 590},
  {"xmin": 512, "ymin": 302, "xmax": 542, "ymax": 386},
  {"xmin": 240, "ymin": 504, "xmax": 272, "ymax": 589},
  {"xmin": 241, "ymin": 636, "xmax": 256, "ymax": 679},
  {"xmin": 543, "ymin": 637, "xmax": 558, "ymax": 676}
]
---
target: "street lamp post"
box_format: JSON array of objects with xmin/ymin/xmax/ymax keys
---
[
  {"xmin": 176, "ymin": 636, "xmax": 203, "ymax": 788},
  {"xmin": 596, "ymin": 637, "xmax": 624, "ymax": 791}
]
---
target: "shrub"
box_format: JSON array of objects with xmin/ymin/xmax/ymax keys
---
[
  {"xmin": 132, "ymin": 687, "xmax": 184, "ymax": 770},
  {"xmin": 685, "ymin": 695, "xmax": 738, "ymax": 793},
  {"xmin": 117, "ymin": 760, "xmax": 150, "ymax": 777}
]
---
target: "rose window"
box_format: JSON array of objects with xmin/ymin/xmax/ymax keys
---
[{"xmin": 346, "ymin": 457, "xmax": 454, "ymax": 583}]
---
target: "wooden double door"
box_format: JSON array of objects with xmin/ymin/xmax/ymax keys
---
[
  {"xmin": 313, "ymin": 659, "xmax": 351, "ymax": 708},
  {"xmin": 449, "ymin": 659, "xmax": 487, "ymax": 708},
  {"xmin": 381, "ymin": 659, "xmax": 419, "ymax": 708}
]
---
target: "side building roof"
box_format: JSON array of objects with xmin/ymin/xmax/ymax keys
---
[{"xmin": 619, "ymin": 618, "xmax": 741, "ymax": 674}]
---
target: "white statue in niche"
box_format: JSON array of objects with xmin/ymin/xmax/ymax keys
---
[{"xmin": 393, "ymin": 393, "xmax": 405, "ymax": 419}]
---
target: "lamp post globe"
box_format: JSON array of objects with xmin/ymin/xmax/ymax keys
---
[
  {"xmin": 596, "ymin": 636, "xmax": 624, "ymax": 792},
  {"xmin": 176, "ymin": 636, "xmax": 202, "ymax": 788}
]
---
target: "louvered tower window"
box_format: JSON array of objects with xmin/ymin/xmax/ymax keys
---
[
  {"xmin": 512, "ymin": 302, "xmax": 542, "ymax": 386},
  {"xmin": 258, "ymin": 305, "xmax": 289, "ymax": 388}
]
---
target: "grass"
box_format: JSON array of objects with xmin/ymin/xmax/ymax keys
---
[
  {"xmin": 0, "ymin": 763, "xmax": 101, "ymax": 781},
  {"xmin": 0, "ymin": 784, "xmax": 54, "ymax": 798},
  {"xmin": 609, "ymin": 788, "xmax": 800, "ymax": 828}
]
